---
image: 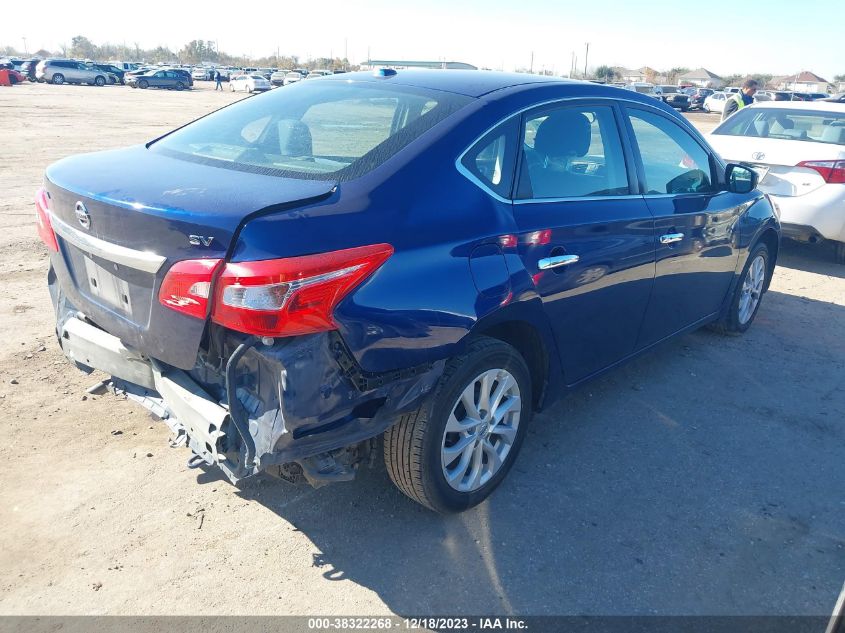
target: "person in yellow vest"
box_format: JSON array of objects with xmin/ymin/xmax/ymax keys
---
[{"xmin": 722, "ymin": 79, "xmax": 759, "ymax": 120}]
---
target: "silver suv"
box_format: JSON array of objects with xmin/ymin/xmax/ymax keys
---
[{"xmin": 35, "ymin": 59, "xmax": 109, "ymax": 86}]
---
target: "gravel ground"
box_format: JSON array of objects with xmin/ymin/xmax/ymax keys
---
[{"xmin": 0, "ymin": 81, "xmax": 842, "ymax": 616}]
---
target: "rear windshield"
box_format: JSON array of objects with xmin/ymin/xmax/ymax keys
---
[
  {"xmin": 151, "ymin": 80, "xmax": 472, "ymax": 180},
  {"xmin": 713, "ymin": 108, "xmax": 845, "ymax": 145}
]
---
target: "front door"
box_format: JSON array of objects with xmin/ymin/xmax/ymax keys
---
[
  {"xmin": 623, "ymin": 106, "xmax": 743, "ymax": 347},
  {"xmin": 512, "ymin": 101, "xmax": 656, "ymax": 384}
]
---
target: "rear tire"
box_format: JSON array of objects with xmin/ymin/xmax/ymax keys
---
[
  {"xmin": 52, "ymin": 74, "xmax": 64, "ymax": 85},
  {"xmin": 94, "ymin": 75, "xmax": 105, "ymax": 87},
  {"xmin": 710, "ymin": 243, "xmax": 770, "ymax": 335},
  {"xmin": 138, "ymin": 79, "xmax": 148, "ymax": 89},
  {"xmin": 384, "ymin": 337, "xmax": 532, "ymax": 513},
  {"xmin": 175, "ymin": 82, "xmax": 185, "ymax": 91}
]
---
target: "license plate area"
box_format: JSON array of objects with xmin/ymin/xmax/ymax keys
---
[{"xmin": 84, "ymin": 256, "xmax": 133, "ymax": 314}]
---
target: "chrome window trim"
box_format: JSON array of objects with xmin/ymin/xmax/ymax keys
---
[
  {"xmin": 50, "ymin": 212, "xmax": 166, "ymax": 274},
  {"xmin": 513, "ymin": 194, "xmax": 643, "ymax": 205},
  {"xmin": 455, "ymin": 95, "xmax": 675, "ymax": 203}
]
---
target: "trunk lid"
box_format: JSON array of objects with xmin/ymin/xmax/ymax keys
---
[
  {"xmin": 46, "ymin": 145, "xmax": 336, "ymax": 369},
  {"xmin": 708, "ymin": 135, "xmax": 845, "ymax": 197}
]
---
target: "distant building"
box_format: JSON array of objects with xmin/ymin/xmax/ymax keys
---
[
  {"xmin": 778, "ymin": 71, "xmax": 831, "ymax": 93},
  {"xmin": 678, "ymin": 68, "xmax": 724, "ymax": 89},
  {"xmin": 614, "ymin": 66, "xmax": 657, "ymax": 83},
  {"xmin": 359, "ymin": 59, "xmax": 477, "ymax": 70}
]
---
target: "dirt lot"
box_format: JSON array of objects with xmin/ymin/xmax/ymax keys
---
[{"xmin": 0, "ymin": 81, "xmax": 843, "ymax": 616}]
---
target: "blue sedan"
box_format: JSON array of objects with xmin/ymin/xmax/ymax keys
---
[{"xmin": 37, "ymin": 70, "xmax": 779, "ymax": 513}]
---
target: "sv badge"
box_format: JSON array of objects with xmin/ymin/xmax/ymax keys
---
[{"xmin": 188, "ymin": 235, "xmax": 214, "ymax": 247}]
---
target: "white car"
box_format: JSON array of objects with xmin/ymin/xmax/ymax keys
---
[
  {"xmin": 191, "ymin": 67, "xmax": 209, "ymax": 80},
  {"xmin": 229, "ymin": 73, "xmax": 271, "ymax": 93},
  {"xmin": 282, "ymin": 71, "xmax": 303, "ymax": 86},
  {"xmin": 708, "ymin": 101, "xmax": 845, "ymax": 263},
  {"xmin": 703, "ymin": 92, "xmax": 729, "ymax": 114}
]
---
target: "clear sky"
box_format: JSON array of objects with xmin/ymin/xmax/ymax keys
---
[{"xmin": 4, "ymin": 0, "xmax": 843, "ymax": 80}]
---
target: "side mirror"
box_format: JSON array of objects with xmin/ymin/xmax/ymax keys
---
[{"xmin": 726, "ymin": 163, "xmax": 759, "ymax": 194}]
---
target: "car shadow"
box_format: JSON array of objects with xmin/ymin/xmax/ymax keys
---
[
  {"xmin": 776, "ymin": 239, "xmax": 844, "ymax": 279},
  {"xmin": 192, "ymin": 290, "xmax": 845, "ymax": 616}
]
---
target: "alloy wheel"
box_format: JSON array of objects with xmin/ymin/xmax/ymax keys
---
[
  {"xmin": 738, "ymin": 254, "xmax": 766, "ymax": 325},
  {"xmin": 441, "ymin": 368, "xmax": 521, "ymax": 492}
]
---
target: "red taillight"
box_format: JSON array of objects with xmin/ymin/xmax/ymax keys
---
[
  {"xmin": 34, "ymin": 187, "xmax": 58, "ymax": 252},
  {"xmin": 158, "ymin": 258, "xmax": 223, "ymax": 319},
  {"xmin": 797, "ymin": 160, "xmax": 845, "ymax": 184},
  {"xmin": 211, "ymin": 244, "xmax": 394, "ymax": 337}
]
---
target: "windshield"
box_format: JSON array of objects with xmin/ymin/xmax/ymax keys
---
[
  {"xmin": 713, "ymin": 108, "xmax": 845, "ymax": 145},
  {"xmin": 151, "ymin": 79, "xmax": 472, "ymax": 180}
]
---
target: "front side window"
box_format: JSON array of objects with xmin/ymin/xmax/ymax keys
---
[
  {"xmin": 516, "ymin": 104, "xmax": 630, "ymax": 199},
  {"xmin": 152, "ymin": 81, "xmax": 471, "ymax": 180},
  {"xmin": 627, "ymin": 108, "xmax": 716, "ymax": 195}
]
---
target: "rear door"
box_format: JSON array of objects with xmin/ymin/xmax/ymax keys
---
[
  {"xmin": 622, "ymin": 105, "xmax": 742, "ymax": 347},
  {"xmin": 512, "ymin": 101, "xmax": 656, "ymax": 383}
]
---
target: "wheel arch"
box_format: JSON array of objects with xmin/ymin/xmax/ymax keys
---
[
  {"xmin": 472, "ymin": 318, "xmax": 552, "ymax": 411},
  {"xmin": 754, "ymin": 227, "xmax": 780, "ymax": 291}
]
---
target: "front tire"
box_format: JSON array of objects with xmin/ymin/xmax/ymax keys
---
[
  {"xmin": 175, "ymin": 81, "xmax": 184, "ymax": 91},
  {"xmin": 94, "ymin": 75, "xmax": 105, "ymax": 86},
  {"xmin": 384, "ymin": 337, "xmax": 532, "ymax": 513},
  {"xmin": 711, "ymin": 243, "xmax": 770, "ymax": 334},
  {"xmin": 51, "ymin": 73, "xmax": 64, "ymax": 85},
  {"xmin": 138, "ymin": 79, "xmax": 148, "ymax": 89}
]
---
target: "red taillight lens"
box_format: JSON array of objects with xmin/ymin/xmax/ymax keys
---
[
  {"xmin": 34, "ymin": 187, "xmax": 58, "ymax": 252},
  {"xmin": 158, "ymin": 258, "xmax": 223, "ymax": 319},
  {"xmin": 211, "ymin": 243, "xmax": 394, "ymax": 337},
  {"xmin": 797, "ymin": 160, "xmax": 845, "ymax": 184}
]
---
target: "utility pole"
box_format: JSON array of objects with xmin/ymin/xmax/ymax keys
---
[
  {"xmin": 22, "ymin": 37, "xmax": 27, "ymax": 55},
  {"xmin": 569, "ymin": 51, "xmax": 575, "ymax": 78},
  {"xmin": 529, "ymin": 51, "xmax": 534, "ymax": 73},
  {"xmin": 584, "ymin": 42, "xmax": 589, "ymax": 79}
]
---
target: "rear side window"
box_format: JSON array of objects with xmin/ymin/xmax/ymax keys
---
[
  {"xmin": 152, "ymin": 81, "xmax": 471, "ymax": 181},
  {"xmin": 516, "ymin": 104, "xmax": 630, "ymax": 199},
  {"xmin": 713, "ymin": 108, "xmax": 845, "ymax": 145},
  {"xmin": 460, "ymin": 118, "xmax": 518, "ymax": 198},
  {"xmin": 627, "ymin": 108, "xmax": 716, "ymax": 194}
]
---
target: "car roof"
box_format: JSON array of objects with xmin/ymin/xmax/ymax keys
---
[
  {"xmin": 745, "ymin": 101, "xmax": 845, "ymax": 113},
  {"xmin": 320, "ymin": 69, "xmax": 574, "ymax": 97}
]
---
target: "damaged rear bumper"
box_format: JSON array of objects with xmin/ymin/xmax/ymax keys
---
[{"xmin": 55, "ymin": 305, "xmax": 444, "ymax": 486}]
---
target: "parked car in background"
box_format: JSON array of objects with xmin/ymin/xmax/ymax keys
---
[
  {"xmin": 256, "ymin": 68, "xmax": 274, "ymax": 79},
  {"xmin": 38, "ymin": 72, "xmax": 779, "ymax": 513},
  {"xmin": 755, "ymin": 90, "xmax": 793, "ymax": 102},
  {"xmin": 704, "ymin": 91, "xmax": 729, "ymax": 114},
  {"xmin": 107, "ymin": 61, "xmax": 141, "ymax": 72},
  {"xmin": 625, "ymin": 82, "xmax": 656, "ymax": 96},
  {"xmin": 90, "ymin": 63, "xmax": 126, "ymax": 84},
  {"xmin": 725, "ymin": 87, "xmax": 741, "ymax": 94},
  {"xmin": 35, "ymin": 59, "xmax": 110, "ymax": 86},
  {"xmin": 305, "ymin": 69, "xmax": 333, "ymax": 80},
  {"xmin": 270, "ymin": 69, "xmax": 290, "ymax": 86},
  {"xmin": 164, "ymin": 68, "xmax": 193, "ymax": 85},
  {"xmin": 653, "ymin": 85, "xmax": 690, "ymax": 111},
  {"xmin": 127, "ymin": 69, "xmax": 191, "ymax": 90},
  {"xmin": 688, "ymin": 88, "xmax": 714, "ymax": 110},
  {"xmin": 283, "ymin": 71, "xmax": 303, "ymax": 85},
  {"xmin": 19, "ymin": 59, "xmax": 39, "ymax": 82},
  {"xmin": 229, "ymin": 73, "xmax": 271, "ymax": 93},
  {"xmin": 709, "ymin": 101, "xmax": 845, "ymax": 263},
  {"xmin": 191, "ymin": 67, "xmax": 211, "ymax": 81},
  {"xmin": 822, "ymin": 93, "xmax": 845, "ymax": 103}
]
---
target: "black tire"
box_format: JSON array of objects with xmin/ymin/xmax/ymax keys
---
[
  {"xmin": 138, "ymin": 79, "xmax": 148, "ymax": 89},
  {"xmin": 835, "ymin": 241, "xmax": 845, "ymax": 265},
  {"xmin": 51, "ymin": 73, "xmax": 64, "ymax": 85},
  {"xmin": 94, "ymin": 75, "xmax": 106, "ymax": 87},
  {"xmin": 710, "ymin": 242, "xmax": 770, "ymax": 335},
  {"xmin": 175, "ymin": 81, "xmax": 184, "ymax": 91},
  {"xmin": 384, "ymin": 337, "xmax": 532, "ymax": 513}
]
